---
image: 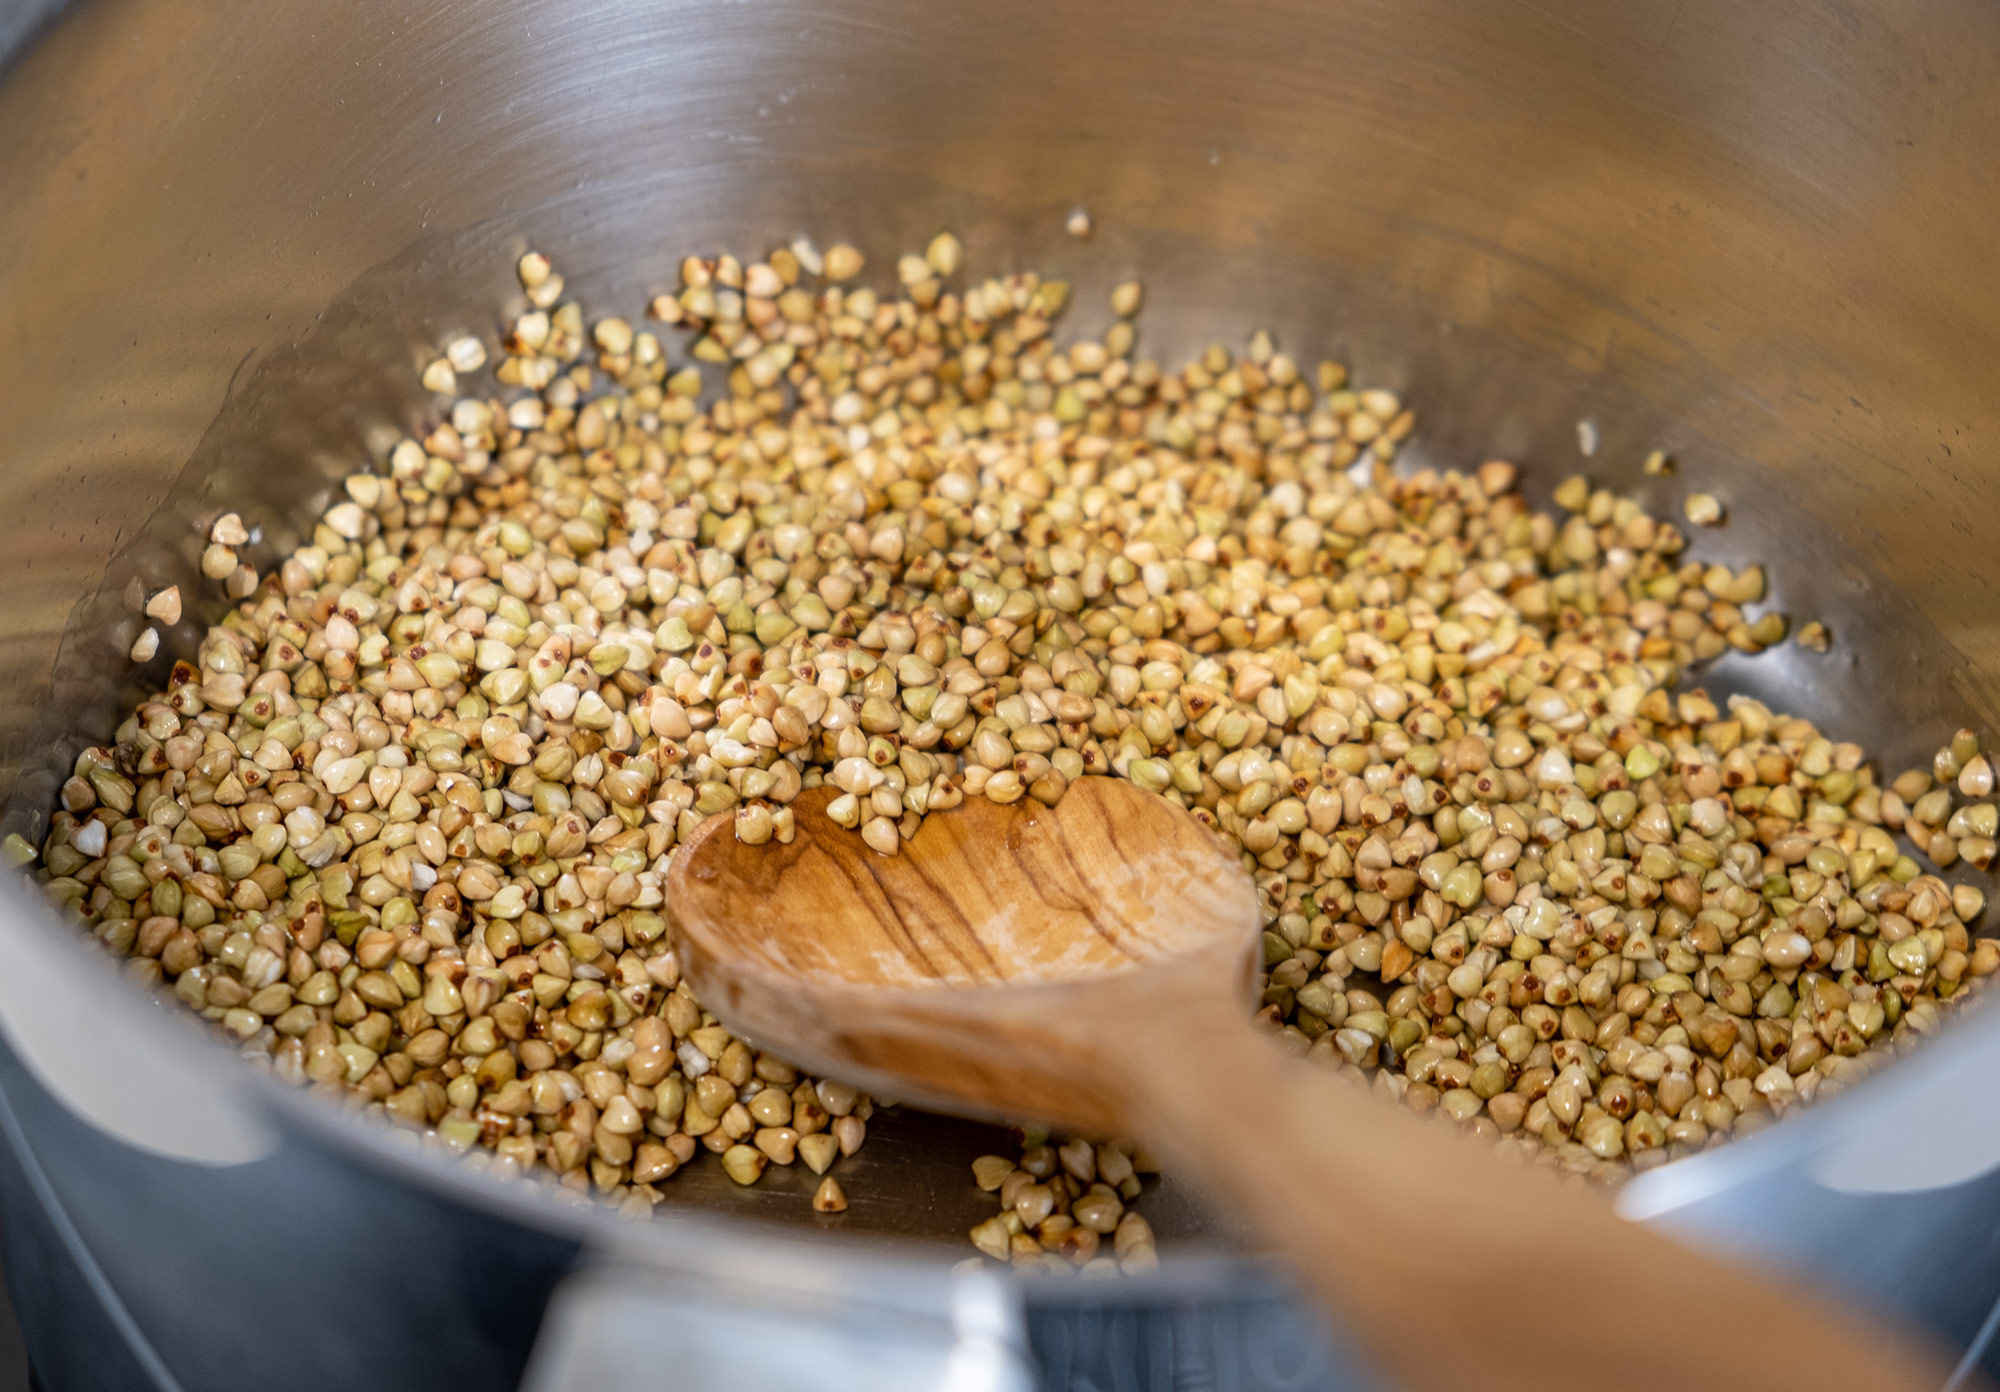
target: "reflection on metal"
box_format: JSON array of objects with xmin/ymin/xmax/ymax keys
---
[
  {"xmin": 1808, "ymin": 1006, "xmax": 2000, "ymax": 1196},
  {"xmin": 0, "ymin": 879, "xmax": 274, "ymax": 1166},
  {"xmin": 523, "ymin": 1257, "xmax": 1033, "ymax": 1392},
  {"xmin": 943, "ymin": 1270, "xmax": 1037, "ymax": 1392},
  {"xmin": 1616, "ymin": 992, "xmax": 2000, "ymax": 1215}
]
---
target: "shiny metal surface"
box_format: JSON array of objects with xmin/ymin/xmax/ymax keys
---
[
  {"xmin": 521, "ymin": 1262, "xmax": 1035, "ymax": 1392},
  {"xmin": 2, "ymin": 0, "xmax": 2000, "ymax": 1386}
]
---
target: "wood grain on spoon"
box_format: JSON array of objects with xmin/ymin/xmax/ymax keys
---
[{"xmin": 669, "ymin": 777, "xmax": 1953, "ymax": 1392}]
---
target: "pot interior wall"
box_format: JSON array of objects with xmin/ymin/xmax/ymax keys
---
[
  {"xmin": 0, "ymin": 0, "xmax": 1995, "ymax": 1246},
  {"xmin": 5, "ymin": 0, "xmax": 1995, "ymax": 820}
]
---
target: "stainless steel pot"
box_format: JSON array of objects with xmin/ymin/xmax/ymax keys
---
[{"xmin": 4, "ymin": 1, "xmax": 2000, "ymax": 1387}]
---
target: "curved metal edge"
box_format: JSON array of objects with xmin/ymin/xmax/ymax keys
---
[
  {"xmin": 12, "ymin": 822, "xmax": 2000, "ymax": 1323},
  {"xmin": 0, "ymin": 877, "xmax": 277, "ymax": 1167},
  {"xmin": 1618, "ymin": 985, "xmax": 2000, "ymax": 1221}
]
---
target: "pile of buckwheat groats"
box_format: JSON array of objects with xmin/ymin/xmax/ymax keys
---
[{"xmin": 13, "ymin": 231, "xmax": 1998, "ymax": 1276}]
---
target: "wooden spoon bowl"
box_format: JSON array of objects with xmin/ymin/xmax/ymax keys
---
[{"xmin": 669, "ymin": 777, "xmax": 1256, "ymax": 1134}]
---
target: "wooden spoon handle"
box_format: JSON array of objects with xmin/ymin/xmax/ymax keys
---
[{"xmin": 1122, "ymin": 1002, "xmax": 1951, "ymax": 1392}]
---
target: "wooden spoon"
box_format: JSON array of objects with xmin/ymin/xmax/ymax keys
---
[{"xmin": 668, "ymin": 777, "xmax": 1950, "ymax": 1392}]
